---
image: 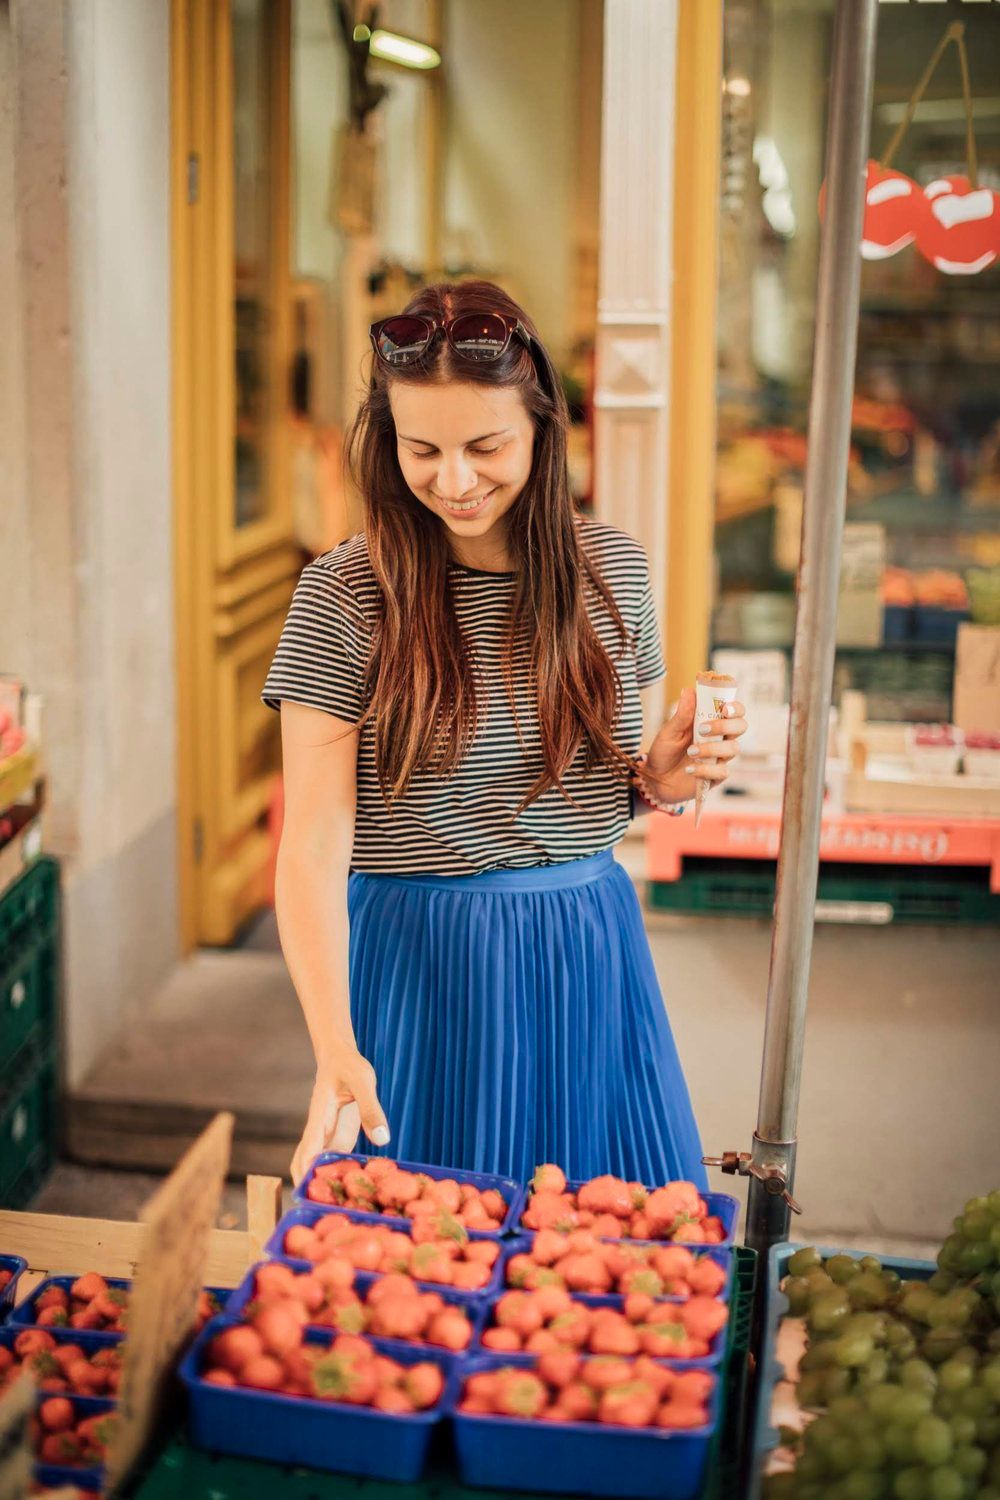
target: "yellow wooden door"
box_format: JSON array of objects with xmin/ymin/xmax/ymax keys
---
[{"xmin": 172, "ymin": 0, "xmax": 300, "ymax": 947}]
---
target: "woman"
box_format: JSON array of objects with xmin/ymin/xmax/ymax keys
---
[{"xmin": 262, "ymin": 280, "xmax": 746, "ymax": 1189}]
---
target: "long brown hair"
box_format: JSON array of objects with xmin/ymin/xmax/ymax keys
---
[{"xmin": 345, "ymin": 279, "xmax": 644, "ymax": 816}]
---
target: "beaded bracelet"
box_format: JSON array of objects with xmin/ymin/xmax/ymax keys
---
[{"xmin": 632, "ymin": 754, "xmax": 687, "ymax": 817}]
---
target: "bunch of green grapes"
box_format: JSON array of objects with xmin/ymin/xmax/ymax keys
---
[{"xmin": 762, "ymin": 1189, "xmax": 1000, "ymax": 1500}]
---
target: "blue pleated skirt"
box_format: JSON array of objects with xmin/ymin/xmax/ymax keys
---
[{"xmin": 347, "ymin": 848, "xmax": 707, "ymax": 1189}]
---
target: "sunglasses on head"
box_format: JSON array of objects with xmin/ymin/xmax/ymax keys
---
[{"xmin": 369, "ymin": 312, "xmax": 534, "ymax": 369}]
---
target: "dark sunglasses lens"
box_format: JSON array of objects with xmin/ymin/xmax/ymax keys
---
[
  {"xmin": 449, "ymin": 313, "xmax": 509, "ymax": 361},
  {"xmin": 375, "ymin": 317, "xmax": 430, "ymax": 364}
]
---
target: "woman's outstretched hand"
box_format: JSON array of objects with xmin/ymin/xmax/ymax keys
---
[
  {"xmin": 290, "ymin": 1047, "xmax": 391, "ymax": 1187},
  {"xmin": 642, "ymin": 685, "xmax": 748, "ymax": 804}
]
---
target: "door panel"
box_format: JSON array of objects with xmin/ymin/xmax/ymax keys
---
[{"xmin": 173, "ymin": 0, "xmax": 298, "ymax": 948}]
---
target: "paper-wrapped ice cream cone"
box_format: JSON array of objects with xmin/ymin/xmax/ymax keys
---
[{"xmin": 694, "ymin": 671, "xmax": 738, "ymax": 827}]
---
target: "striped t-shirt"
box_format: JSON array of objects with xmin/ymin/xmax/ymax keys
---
[{"xmin": 261, "ymin": 517, "xmax": 665, "ymax": 875}]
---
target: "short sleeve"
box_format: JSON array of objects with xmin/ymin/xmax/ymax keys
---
[
  {"xmin": 261, "ymin": 561, "xmax": 369, "ymax": 721},
  {"xmin": 635, "ymin": 551, "xmax": 666, "ymax": 688}
]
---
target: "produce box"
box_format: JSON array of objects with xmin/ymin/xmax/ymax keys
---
[
  {"xmin": 449, "ymin": 1351, "xmax": 720, "ymax": 1500},
  {"xmin": 180, "ymin": 1316, "xmax": 459, "ymax": 1483},
  {"xmin": 265, "ymin": 1205, "xmax": 507, "ymax": 1300},
  {"xmin": 0, "ymin": 1046, "xmax": 57, "ymax": 1208},
  {"xmin": 750, "ymin": 1243, "xmax": 936, "ymax": 1500},
  {"xmin": 294, "ymin": 1150, "xmax": 526, "ymax": 1236},
  {"xmin": 0, "ymin": 1254, "xmax": 26, "ymax": 1324}
]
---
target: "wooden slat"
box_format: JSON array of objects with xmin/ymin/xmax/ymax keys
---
[{"xmin": 246, "ymin": 1174, "xmax": 283, "ymax": 1263}]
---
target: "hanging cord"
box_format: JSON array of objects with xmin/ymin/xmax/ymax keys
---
[{"xmin": 880, "ymin": 20, "xmax": 978, "ymax": 189}]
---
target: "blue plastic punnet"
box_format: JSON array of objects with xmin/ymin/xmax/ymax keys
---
[
  {"xmin": 518, "ymin": 1179, "xmax": 740, "ymax": 1247},
  {"xmin": 294, "ymin": 1150, "xmax": 526, "ymax": 1236},
  {"xmin": 265, "ymin": 1204, "xmax": 506, "ymax": 1300},
  {"xmin": 0, "ymin": 1255, "xmax": 27, "ymax": 1321},
  {"xmin": 223, "ymin": 1256, "xmax": 489, "ymax": 1356},
  {"xmin": 30, "ymin": 1391, "xmax": 116, "ymax": 1492},
  {"xmin": 10, "ymin": 1275, "xmax": 131, "ymax": 1340},
  {"xmin": 181, "ymin": 1315, "xmax": 459, "ymax": 1483},
  {"xmin": 449, "ymin": 1350, "xmax": 719, "ymax": 1500}
]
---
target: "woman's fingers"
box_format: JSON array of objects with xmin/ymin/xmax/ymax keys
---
[
  {"xmin": 699, "ymin": 714, "xmax": 747, "ymax": 739},
  {"xmin": 690, "ymin": 740, "xmax": 738, "ymax": 763},
  {"xmin": 329, "ymin": 1098, "xmax": 362, "ymax": 1154}
]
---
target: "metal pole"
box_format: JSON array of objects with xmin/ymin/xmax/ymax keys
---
[{"xmin": 744, "ymin": 0, "xmax": 879, "ymax": 1256}]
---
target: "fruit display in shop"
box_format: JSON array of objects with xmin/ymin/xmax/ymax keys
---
[
  {"xmin": 481, "ymin": 1285, "xmax": 727, "ymax": 1360},
  {"xmin": 763, "ymin": 1185, "xmax": 1000, "ymax": 1499},
  {"xmin": 202, "ymin": 1326, "xmax": 446, "ymax": 1413},
  {"xmin": 30, "ymin": 1401, "xmax": 120, "ymax": 1470},
  {"xmin": 506, "ymin": 1234, "xmax": 728, "ymax": 1299},
  {"xmin": 0, "ymin": 1332, "xmax": 122, "ymax": 1395},
  {"xmin": 456, "ymin": 1355, "xmax": 714, "ymax": 1430},
  {"xmin": 279, "ymin": 1211, "xmax": 500, "ymax": 1291},
  {"xmin": 235, "ymin": 1260, "xmax": 476, "ymax": 1351},
  {"xmin": 521, "ymin": 1167, "xmax": 726, "ymax": 1244},
  {"xmin": 303, "ymin": 1157, "xmax": 509, "ymax": 1232}
]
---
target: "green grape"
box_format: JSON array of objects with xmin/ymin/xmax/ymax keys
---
[
  {"xmin": 886, "ymin": 1322, "xmax": 918, "ymax": 1361},
  {"xmin": 960, "ymin": 1210, "xmax": 994, "ymax": 1242},
  {"xmin": 891, "ymin": 1467, "xmax": 929, "ymax": 1500},
  {"xmin": 832, "ymin": 1330, "xmax": 876, "ymax": 1368},
  {"xmin": 899, "ymin": 1358, "xmax": 938, "ymax": 1395},
  {"xmin": 928, "ymin": 1271, "xmax": 957, "ymax": 1295},
  {"xmin": 938, "ymin": 1237, "xmax": 965, "ymax": 1275},
  {"xmin": 882, "ymin": 1270, "xmax": 902, "ymax": 1297},
  {"xmin": 980, "ymin": 1359, "xmax": 1000, "ymax": 1402},
  {"xmin": 827, "ymin": 1254, "xmax": 862, "ymax": 1286},
  {"xmin": 788, "ymin": 1246, "xmax": 823, "ymax": 1277},
  {"xmin": 947, "ymin": 1412, "xmax": 977, "ymax": 1446},
  {"xmin": 965, "ymin": 1195, "xmax": 991, "ymax": 1215},
  {"xmin": 926, "ymin": 1471, "xmax": 964, "ymax": 1500},
  {"xmin": 826, "ymin": 1435, "xmax": 859, "ymax": 1475},
  {"xmin": 902, "ymin": 1286, "xmax": 937, "ymax": 1324},
  {"xmin": 853, "ymin": 1432, "xmax": 887, "ymax": 1471},
  {"xmin": 843, "ymin": 1311, "xmax": 889, "ymax": 1341},
  {"xmin": 823, "ymin": 1367, "xmax": 853, "ymax": 1402},
  {"xmin": 859, "ymin": 1255, "xmax": 883, "ymax": 1274},
  {"xmin": 848, "ymin": 1272, "xmax": 893, "ymax": 1310},
  {"xmin": 956, "ymin": 1240, "xmax": 994, "ymax": 1276},
  {"xmin": 954, "ymin": 1384, "xmax": 994, "ymax": 1420},
  {"xmin": 842, "ymin": 1475, "xmax": 887, "ymax": 1500},
  {"xmin": 952, "ymin": 1444, "xmax": 987, "ymax": 1480},
  {"xmin": 935, "ymin": 1391, "xmax": 958, "ymax": 1418},
  {"xmin": 938, "ymin": 1357, "xmax": 976, "ymax": 1395},
  {"xmin": 786, "ymin": 1276, "xmax": 813, "ymax": 1315},
  {"xmin": 803, "ymin": 1413, "xmax": 840, "ymax": 1455},
  {"xmin": 990, "ymin": 1221, "xmax": 1000, "ymax": 1253},
  {"xmin": 989, "ymin": 1189, "xmax": 1000, "ymax": 1216},
  {"xmin": 763, "ymin": 1476, "xmax": 797, "ymax": 1499},
  {"xmin": 808, "ymin": 1289, "xmax": 852, "ymax": 1335},
  {"xmin": 922, "ymin": 1328, "xmax": 967, "ymax": 1364},
  {"xmin": 857, "ymin": 1350, "xmax": 890, "ymax": 1390},
  {"xmin": 804, "ymin": 1270, "xmax": 836, "ymax": 1296},
  {"xmin": 800, "ymin": 1343, "xmax": 836, "ymax": 1372},
  {"xmin": 976, "ymin": 1488, "xmax": 1000, "ymax": 1500},
  {"xmin": 975, "ymin": 1413, "xmax": 1000, "ymax": 1447},
  {"xmin": 893, "ymin": 1390, "xmax": 935, "ymax": 1426},
  {"xmin": 913, "ymin": 1414, "xmax": 954, "ymax": 1465}
]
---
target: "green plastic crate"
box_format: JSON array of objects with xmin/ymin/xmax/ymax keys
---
[
  {"xmin": 0, "ymin": 857, "xmax": 60, "ymax": 1068},
  {"xmin": 128, "ymin": 1249, "xmax": 757, "ymax": 1500},
  {"xmin": 649, "ymin": 857, "xmax": 1000, "ymax": 924},
  {"xmin": 0, "ymin": 1043, "xmax": 58, "ymax": 1205}
]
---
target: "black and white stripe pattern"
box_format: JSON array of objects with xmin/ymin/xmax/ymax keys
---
[{"xmin": 262, "ymin": 517, "xmax": 665, "ymax": 874}]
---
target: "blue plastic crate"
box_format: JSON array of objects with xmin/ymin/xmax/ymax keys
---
[
  {"xmin": 498, "ymin": 1238, "xmax": 734, "ymax": 1303},
  {"xmin": 294, "ymin": 1151, "xmax": 526, "ymax": 1237},
  {"xmin": 31, "ymin": 1390, "xmax": 116, "ymax": 1491},
  {"xmin": 265, "ymin": 1204, "xmax": 506, "ymax": 1300},
  {"xmin": 479, "ymin": 1249, "xmax": 732, "ymax": 1367},
  {"xmin": 749, "ymin": 1242, "xmax": 936, "ymax": 1500},
  {"xmin": 913, "ymin": 605, "xmax": 968, "ymax": 645},
  {"xmin": 449, "ymin": 1350, "xmax": 720, "ymax": 1500},
  {"xmin": 224, "ymin": 1256, "xmax": 489, "ymax": 1356},
  {"xmin": 11, "ymin": 1275, "xmax": 131, "ymax": 1339},
  {"xmin": 882, "ymin": 604, "xmax": 914, "ymax": 644},
  {"xmin": 517, "ymin": 1180, "xmax": 740, "ymax": 1248},
  {"xmin": 180, "ymin": 1315, "xmax": 459, "ymax": 1483},
  {"xmin": 0, "ymin": 1253, "xmax": 27, "ymax": 1320},
  {"xmin": 1, "ymin": 1322, "xmax": 123, "ymax": 1374}
]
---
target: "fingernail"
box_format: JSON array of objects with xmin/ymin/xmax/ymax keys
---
[
  {"xmin": 723, "ymin": 704, "xmax": 736, "ymax": 718},
  {"xmin": 371, "ymin": 1125, "xmax": 390, "ymax": 1146},
  {"xmin": 684, "ymin": 766, "xmax": 697, "ymax": 776},
  {"xmin": 687, "ymin": 746, "xmax": 700, "ymax": 758}
]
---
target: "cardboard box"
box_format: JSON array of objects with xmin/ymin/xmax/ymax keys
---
[{"xmin": 953, "ymin": 624, "xmax": 1000, "ymax": 736}]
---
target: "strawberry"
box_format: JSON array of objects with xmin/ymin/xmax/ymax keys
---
[
  {"xmin": 369, "ymin": 1296, "xmax": 427, "ymax": 1341},
  {"xmin": 627, "ymin": 1182, "xmax": 649, "ymax": 1210},
  {"xmin": 581, "ymin": 1356, "xmax": 634, "ymax": 1391},
  {"xmin": 623, "ymin": 1292, "xmax": 656, "ymax": 1324},
  {"xmin": 404, "ymin": 1361, "xmax": 444, "ymax": 1410},
  {"xmin": 524, "ymin": 1329, "xmax": 560, "ymax": 1353},
  {"xmin": 679, "ymin": 1297, "xmax": 728, "ymax": 1342},
  {"xmin": 548, "ymin": 1307, "xmax": 592, "ymax": 1348},
  {"xmin": 425, "ymin": 1308, "xmax": 471, "ymax": 1351},
  {"xmin": 38, "ymin": 1306, "xmax": 71, "ymax": 1328},
  {"xmin": 505, "ymin": 1254, "xmax": 537, "ymax": 1288},
  {"xmin": 253, "ymin": 1303, "xmax": 305, "ymax": 1357},
  {"xmin": 374, "ymin": 1386, "xmax": 416, "ymax": 1413},
  {"xmin": 559, "ymin": 1253, "xmax": 611, "ymax": 1294},
  {"xmin": 481, "ymin": 1327, "xmax": 521, "ymax": 1351},
  {"xmin": 529, "ymin": 1229, "xmax": 566, "ymax": 1267},
  {"xmin": 241, "ymin": 1355, "xmax": 284, "ymax": 1390},
  {"xmin": 537, "ymin": 1349, "xmax": 581, "ymax": 1389},
  {"xmin": 425, "ymin": 1178, "xmax": 462, "ymax": 1214},
  {"xmin": 465, "ymin": 1240, "xmax": 499, "ymax": 1267},
  {"xmin": 531, "ymin": 1164, "xmax": 567, "ymax": 1196},
  {"xmin": 556, "ymin": 1379, "xmax": 599, "ymax": 1422},
  {"xmin": 284, "ymin": 1225, "xmax": 318, "ymax": 1260},
  {"xmin": 496, "ymin": 1291, "xmax": 542, "ymax": 1337},
  {"xmin": 77, "ymin": 1411, "xmax": 119, "ymax": 1459},
  {"xmin": 672, "ymin": 1370, "xmax": 713, "ymax": 1405},
  {"xmin": 310, "ymin": 1350, "xmax": 377, "ymax": 1405},
  {"xmin": 15, "ymin": 1330, "xmax": 56, "ymax": 1357},
  {"xmin": 686, "ymin": 1257, "xmax": 726, "ymax": 1297},
  {"xmin": 207, "ymin": 1325, "xmax": 264, "ymax": 1373},
  {"xmin": 577, "ymin": 1176, "xmax": 632, "ymax": 1219},
  {"xmin": 591, "ymin": 1214, "xmax": 624, "ymax": 1239},
  {"xmin": 589, "ymin": 1314, "xmax": 640, "ymax": 1357},
  {"xmin": 598, "ymin": 1380, "xmax": 658, "ymax": 1427},
  {"xmin": 38, "ymin": 1397, "xmax": 74, "ymax": 1432},
  {"xmin": 633, "ymin": 1356, "xmax": 675, "ymax": 1398},
  {"xmin": 39, "ymin": 1432, "xmax": 84, "ymax": 1466},
  {"xmin": 480, "ymin": 1189, "xmax": 507, "ymax": 1223},
  {"xmin": 650, "ymin": 1245, "xmax": 695, "ymax": 1282},
  {"xmin": 494, "ymin": 1370, "xmax": 547, "ymax": 1418},
  {"xmin": 673, "ymin": 1222, "xmax": 706, "ymax": 1245},
  {"xmin": 620, "ymin": 1267, "xmax": 665, "ymax": 1299},
  {"xmin": 69, "ymin": 1273, "xmax": 107, "ymax": 1303},
  {"xmin": 450, "ymin": 1261, "xmax": 491, "ymax": 1292},
  {"xmin": 36, "ymin": 1286, "xmax": 70, "ymax": 1312},
  {"xmin": 657, "ymin": 1400, "xmax": 707, "ymax": 1429},
  {"xmin": 534, "ymin": 1284, "xmax": 572, "ymax": 1320},
  {"xmin": 204, "ymin": 1368, "xmax": 237, "ymax": 1387},
  {"xmin": 628, "ymin": 1214, "xmax": 652, "ymax": 1240}
]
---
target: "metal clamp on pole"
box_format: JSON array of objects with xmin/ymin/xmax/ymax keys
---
[{"xmin": 702, "ymin": 1148, "xmax": 802, "ymax": 1216}]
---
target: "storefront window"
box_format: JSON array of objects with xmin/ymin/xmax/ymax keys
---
[{"xmin": 713, "ymin": 0, "xmax": 1000, "ymax": 722}]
